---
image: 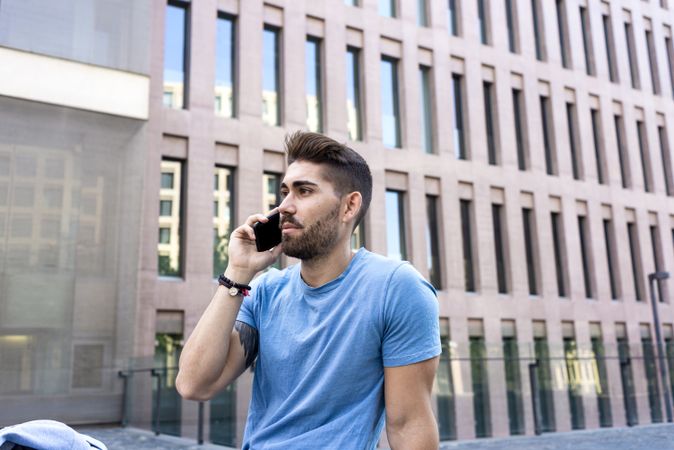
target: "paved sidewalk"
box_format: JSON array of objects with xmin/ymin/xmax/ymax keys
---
[{"xmin": 77, "ymin": 423, "xmax": 674, "ymax": 450}]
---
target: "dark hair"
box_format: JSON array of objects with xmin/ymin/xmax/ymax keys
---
[{"xmin": 285, "ymin": 131, "xmax": 372, "ymax": 229}]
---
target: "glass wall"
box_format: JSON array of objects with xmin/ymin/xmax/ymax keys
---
[
  {"xmin": 426, "ymin": 195, "xmax": 442, "ymax": 289},
  {"xmin": 436, "ymin": 318, "xmax": 456, "ymax": 440},
  {"xmin": 502, "ymin": 321, "xmax": 524, "ymax": 435},
  {"xmin": 590, "ymin": 324, "xmax": 612, "ymax": 427},
  {"xmin": 469, "ymin": 325, "xmax": 491, "ymax": 438},
  {"xmin": 419, "ymin": 66, "xmax": 434, "ymax": 154},
  {"xmin": 0, "ymin": 96, "xmax": 145, "ymax": 424}
]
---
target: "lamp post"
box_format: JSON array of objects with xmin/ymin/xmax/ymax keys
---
[{"xmin": 648, "ymin": 271, "xmax": 672, "ymax": 423}]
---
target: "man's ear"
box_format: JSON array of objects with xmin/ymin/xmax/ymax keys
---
[{"xmin": 342, "ymin": 191, "xmax": 362, "ymax": 224}]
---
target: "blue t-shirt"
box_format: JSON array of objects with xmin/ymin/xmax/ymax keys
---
[{"xmin": 236, "ymin": 248, "xmax": 441, "ymax": 449}]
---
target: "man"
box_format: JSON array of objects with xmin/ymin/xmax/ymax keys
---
[{"xmin": 177, "ymin": 132, "xmax": 441, "ymax": 449}]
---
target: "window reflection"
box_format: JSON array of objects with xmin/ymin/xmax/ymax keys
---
[
  {"xmin": 215, "ymin": 14, "xmax": 236, "ymax": 118},
  {"xmin": 385, "ymin": 190, "xmax": 406, "ymax": 260},
  {"xmin": 158, "ymin": 160, "xmax": 183, "ymax": 277},
  {"xmin": 263, "ymin": 26, "xmax": 281, "ymax": 126},
  {"xmin": 213, "ymin": 167, "xmax": 234, "ymax": 277},
  {"xmin": 346, "ymin": 47, "xmax": 362, "ymax": 141},
  {"xmin": 306, "ymin": 37, "xmax": 323, "ymax": 132},
  {"xmin": 163, "ymin": 2, "xmax": 188, "ymax": 109},
  {"xmin": 381, "ymin": 57, "xmax": 401, "ymax": 148}
]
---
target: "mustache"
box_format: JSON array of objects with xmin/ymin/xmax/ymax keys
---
[{"xmin": 280, "ymin": 216, "xmax": 303, "ymax": 228}]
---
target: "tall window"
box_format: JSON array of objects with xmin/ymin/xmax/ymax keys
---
[
  {"xmin": 164, "ymin": 1, "xmax": 189, "ymax": 109},
  {"xmin": 477, "ymin": 0, "xmax": 490, "ymax": 45},
  {"xmin": 550, "ymin": 212, "xmax": 567, "ymax": 297},
  {"xmin": 513, "ymin": 88, "xmax": 528, "ymax": 170},
  {"xmin": 650, "ymin": 225, "xmax": 665, "ymax": 303},
  {"xmin": 381, "ymin": 57, "xmax": 401, "ymax": 148},
  {"xmin": 531, "ymin": 0, "xmax": 546, "ymax": 61},
  {"xmin": 345, "ymin": 0, "xmax": 358, "ymax": 5},
  {"xmin": 603, "ymin": 13, "xmax": 618, "ymax": 82},
  {"xmin": 540, "ymin": 95, "xmax": 556, "ymax": 175},
  {"xmin": 646, "ymin": 29, "xmax": 661, "ymax": 95},
  {"xmin": 386, "ymin": 190, "xmax": 406, "ymax": 260},
  {"xmin": 451, "ymin": 74, "xmax": 467, "ymax": 159},
  {"xmin": 346, "ymin": 47, "xmax": 362, "ymax": 141},
  {"xmin": 566, "ymin": 102, "xmax": 582, "ymax": 180},
  {"xmin": 380, "ymin": 0, "xmax": 396, "ymax": 17},
  {"xmin": 492, "ymin": 204, "xmax": 508, "ymax": 294},
  {"xmin": 534, "ymin": 324, "xmax": 556, "ymax": 432},
  {"xmin": 448, "ymin": 0, "xmax": 459, "ymax": 36},
  {"xmin": 419, "ymin": 66, "xmax": 434, "ymax": 153},
  {"xmin": 563, "ymin": 329, "xmax": 585, "ymax": 430},
  {"xmin": 461, "ymin": 199, "xmax": 477, "ymax": 292},
  {"xmin": 636, "ymin": 120, "xmax": 653, "ymax": 193},
  {"xmin": 213, "ymin": 167, "xmax": 234, "ymax": 277},
  {"xmin": 418, "ymin": 0, "xmax": 429, "ymax": 26},
  {"xmin": 627, "ymin": 221, "xmax": 644, "ymax": 301},
  {"xmin": 641, "ymin": 326, "xmax": 663, "ymax": 423},
  {"xmin": 666, "ymin": 34, "xmax": 674, "ymax": 98},
  {"xmin": 215, "ymin": 13, "xmax": 235, "ymax": 117},
  {"xmin": 505, "ymin": 0, "xmax": 518, "ymax": 53},
  {"xmin": 469, "ymin": 324, "xmax": 491, "ymax": 437},
  {"xmin": 614, "ymin": 114, "xmax": 631, "ymax": 188},
  {"xmin": 603, "ymin": 219, "xmax": 620, "ymax": 300},
  {"xmin": 436, "ymin": 318, "xmax": 457, "ymax": 440},
  {"xmin": 590, "ymin": 324, "xmax": 613, "ymax": 427},
  {"xmin": 158, "ymin": 160, "xmax": 184, "ymax": 277},
  {"xmin": 578, "ymin": 215, "xmax": 595, "ymax": 298},
  {"xmin": 555, "ymin": 0, "xmax": 571, "ymax": 68},
  {"xmin": 306, "ymin": 37, "xmax": 323, "ymax": 133},
  {"xmin": 658, "ymin": 124, "xmax": 674, "ymax": 195},
  {"xmin": 591, "ymin": 108, "xmax": 607, "ymax": 184},
  {"xmin": 351, "ymin": 223, "xmax": 366, "ymax": 250},
  {"xmin": 580, "ymin": 6, "xmax": 595, "ymax": 75},
  {"xmin": 522, "ymin": 207, "xmax": 539, "ymax": 295},
  {"xmin": 624, "ymin": 21, "xmax": 640, "ymax": 89},
  {"xmin": 262, "ymin": 173, "xmax": 281, "ymax": 213},
  {"xmin": 426, "ymin": 195, "xmax": 442, "ymax": 289},
  {"xmin": 617, "ymin": 327, "xmax": 638, "ymax": 426},
  {"xmin": 483, "ymin": 81, "xmax": 499, "ymax": 165},
  {"xmin": 262, "ymin": 26, "xmax": 281, "ymax": 126},
  {"xmin": 502, "ymin": 322, "xmax": 524, "ymax": 435}
]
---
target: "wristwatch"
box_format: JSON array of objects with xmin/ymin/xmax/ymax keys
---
[{"xmin": 218, "ymin": 274, "xmax": 252, "ymax": 297}]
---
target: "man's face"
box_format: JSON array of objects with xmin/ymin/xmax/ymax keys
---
[{"xmin": 278, "ymin": 161, "xmax": 343, "ymax": 260}]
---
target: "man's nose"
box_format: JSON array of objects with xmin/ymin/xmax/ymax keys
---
[{"xmin": 278, "ymin": 194, "xmax": 295, "ymax": 215}]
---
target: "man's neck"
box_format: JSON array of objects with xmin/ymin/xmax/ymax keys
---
[{"xmin": 300, "ymin": 241, "xmax": 355, "ymax": 288}]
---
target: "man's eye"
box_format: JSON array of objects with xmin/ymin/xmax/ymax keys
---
[
  {"xmin": 299, "ymin": 188, "xmax": 311, "ymax": 195},
  {"xmin": 280, "ymin": 191, "xmax": 288, "ymax": 198}
]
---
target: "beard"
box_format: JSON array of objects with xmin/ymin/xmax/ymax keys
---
[{"xmin": 281, "ymin": 205, "xmax": 340, "ymax": 261}]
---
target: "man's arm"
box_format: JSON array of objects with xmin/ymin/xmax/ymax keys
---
[
  {"xmin": 175, "ymin": 213, "xmax": 282, "ymax": 401},
  {"xmin": 384, "ymin": 356, "xmax": 440, "ymax": 450}
]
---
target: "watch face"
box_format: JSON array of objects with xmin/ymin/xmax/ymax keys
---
[{"xmin": 229, "ymin": 286, "xmax": 239, "ymax": 296}]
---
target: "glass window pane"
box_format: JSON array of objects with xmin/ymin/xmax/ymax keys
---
[
  {"xmin": 418, "ymin": 0, "xmax": 428, "ymax": 26},
  {"xmin": 381, "ymin": 58, "xmax": 401, "ymax": 148},
  {"xmin": 448, "ymin": 0, "xmax": 459, "ymax": 36},
  {"xmin": 158, "ymin": 160, "xmax": 182, "ymax": 277},
  {"xmin": 263, "ymin": 26, "xmax": 281, "ymax": 126},
  {"xmin": 426, "ymin": 195, "xmax": 442, "ymax": 289},
  {"xmin": 419, "ymin": 66, "xmax": 433, "ymax": 153},
  {"xmin": 470, "ymin": 335, "xmax": 491, "ymax": 437},
  {"xmin": 522, "ymin": 208, "xmax": 538, "ymax": 295},
  {"xmin": 386, "ymin": 190, "xmax": 406, "ymax": 260},
  {"xmin": 306, "ymin": 38, "xmax": 323, "ymax": 133},
  {"xmin": 451, "ymin": 74, "xmax": 466, "ymax": 159},
  {"xmin": 484, "ymin": 81, "xmax": 498, "ymax": 165},
  {"xmin": 379, "ymin": 0, "xmax": 396, "ymax": 17},
  {"xmin": 346, "ymin": 48, "xmax": 362, "ymax": 141},
  {"xmin": 214, "ymin": 167, "xmax": 234, "ymax": 277},
  {"xmin": 215, "ymin": 14, "xmax": 235, "ymax": 118},
  {"xmin": 164, "ymin": 3, "xmax": 187, "ymax": 109},
  {"xmin": 492, "ymin": 204, "xmax": 508, "ymax": 293},
  {"xmin": 460, "ymin": 200, "xmax": 475, "ymax": 292}
]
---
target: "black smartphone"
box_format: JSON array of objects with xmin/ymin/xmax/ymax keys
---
[{"xmin": 253, "ymin": 212, "xmax": 282, "ymax": 252}]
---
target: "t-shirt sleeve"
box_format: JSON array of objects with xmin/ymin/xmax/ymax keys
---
[
  {"xmin": 235, "ymin": 275, "xmax": 265, "ymax": 330},
  {"xmin": 382, "ymin": 263, "xmax": 441, "ymax": 367}
]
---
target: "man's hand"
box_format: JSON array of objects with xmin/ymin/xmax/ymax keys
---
[
  {"xmin": 384, "ymin": 357, "xmax": 440, "ymax": 449},
  {"xmin": 225, "ymin": 210, "xmax": 284, "ymax": 283}
]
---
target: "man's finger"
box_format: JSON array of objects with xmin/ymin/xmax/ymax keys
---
[{"xmin": 245, "ymin": 213, "xmax": 271, "ymax": 227}]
